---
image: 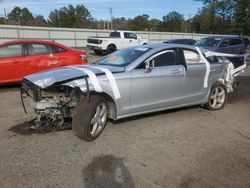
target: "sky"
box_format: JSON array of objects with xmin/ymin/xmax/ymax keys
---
[{"xmin": 0, "ymin": 0, "xmax": 203, "ymax": 20}]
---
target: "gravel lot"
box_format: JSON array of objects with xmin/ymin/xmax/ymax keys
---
[{"xmin": 0, "ymin": 52, "xmax": 250, "ymax": 188}]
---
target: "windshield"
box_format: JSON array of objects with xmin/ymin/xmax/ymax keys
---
[
  {"xmin": 196, "ymin": 37, "xmax": 221, "ymax": 47},
  {"xmin": 94, "ymin": 47, "xmax": 151, "ymax": 67}
]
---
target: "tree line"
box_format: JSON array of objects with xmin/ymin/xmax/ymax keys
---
[{"xmin": 0, "ymin": 0, "xmax": 249, "ymax": 35}]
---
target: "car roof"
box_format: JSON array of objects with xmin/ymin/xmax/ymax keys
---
[
  {"xmin": 169, "ymin": 39, "xmax": 195, "ymax": 42},
  {"xmin": 0, "ymin": 39, "xmax": 72, "ymax": 49},
  {"xmin": 203, "ymin": 36, "xmax": 241, "ymax": 40},
  {"xmin": 142, "ymin": 43, "xmax": 197, "ymax": 51}
]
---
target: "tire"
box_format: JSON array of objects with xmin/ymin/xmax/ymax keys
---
[
  {"xmin": 106, "ymin": 44, "xmax": 116, "ymax": 54},
  {"xmin": 94, "ymin": 50, "xmax": 103, "ymax": 56},
  {"xmin": 204, "ymin": 82, "xmax": 227, "ymax": 110},
  {"xmin": 72, "ymin": 95, "xmax": 108, "ymax": 141}
]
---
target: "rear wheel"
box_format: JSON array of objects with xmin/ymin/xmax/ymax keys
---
[
  {"xmin": 72, "ymin": 95, "xmax": 108, "ymax": 141},
  {"xmin": 204, "ymin": 82, "xmax": 227, "ymax": 110},
  {"xmin": 106, "ymin": 44, "xmax": 116, "ymax": 54}
]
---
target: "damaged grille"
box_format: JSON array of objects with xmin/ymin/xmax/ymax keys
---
[{"xmin": 22, "ymin": 79, "xmax": 41, "ymax": 101}]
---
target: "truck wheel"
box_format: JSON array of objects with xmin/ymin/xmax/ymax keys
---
[
  {"xmin": 107, "ymin": 44, "xmax": 116, "ymax": 54},
  {"xmin": 72, "ymin": 95, "xmax": 108, "ymax": 141},
  {"xmin": 94, "ymin": 50, "xmax": 103, "ymax": 56},
  {"xmin": 204, "ymin": 82, "xmax": 227, "ymax": 110}
]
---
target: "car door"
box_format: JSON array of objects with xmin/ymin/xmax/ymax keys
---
[
  {"xmin": 0, "ymin": 43, "xmax": 26, "ymax": 83},
  {"xmin": 217, "ymin": 39, "xmax": 231, "ymax": 53},
  {"xmin": 181, "ymin": 49, "xmax": 207, "ymax": 103},
  {"xmin": 229, "ymin": 38, "xmax": 245, "ymax": 54},
  {"xmin": 130, "ymin": 49, "xmax": 186, "ymax": 113},
  {"xmin": 123, "ymin": 32, "xmax": 139, "ymax": 47},
  {"xmin": 25, "ymin": 43, "xmax": 59, "ymax": 75}
]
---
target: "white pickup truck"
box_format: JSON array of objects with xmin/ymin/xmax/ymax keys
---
[{"xmin": 87, "ymin": 31, "xmax": 148, "ymax": 55}]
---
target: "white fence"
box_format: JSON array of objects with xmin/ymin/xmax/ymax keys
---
[{"xmin": 0, "ymin": 24, "xmax": 237, "ymax": 48}]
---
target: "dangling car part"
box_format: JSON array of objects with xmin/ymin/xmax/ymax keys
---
[{"xmin": 21, "ymin": 44, "xmax": 249, "ymax": 141}]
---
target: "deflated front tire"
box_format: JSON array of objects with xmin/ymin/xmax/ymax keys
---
[{"xmin": 72, "ymin": 95, "xmax": 108, "ymax": 141}]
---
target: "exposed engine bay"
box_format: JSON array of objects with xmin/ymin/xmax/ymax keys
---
[{"xmin": 21, "ymin": 80, "xmax": 81, "ymax": 133}]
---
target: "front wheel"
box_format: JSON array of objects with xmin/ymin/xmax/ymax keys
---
[
  {"xmin": 204, "ymin": 82, "xmax": 227, "ymax": 110},
  {"xmin": 94, "ymin": 50, "xmax": 103, "ymax": 56},
  {"xmin": 106, "ymin": 44, "xmax": 116, "ymax": 54},
  {"xmin": 72, "ymin": 95, "xmax": 108, "ymax": 141}
]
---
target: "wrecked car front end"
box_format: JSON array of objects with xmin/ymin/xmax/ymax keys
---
[{"xmin": 21, "ymin": 79, "xmax": 81, "ymax": 132}]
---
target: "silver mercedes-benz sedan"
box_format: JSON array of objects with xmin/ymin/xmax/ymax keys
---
[{"xmin": 21, "ymin": 43, "xmax": 247, "ymax": 141}]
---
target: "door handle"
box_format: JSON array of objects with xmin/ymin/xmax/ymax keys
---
[
  {"xmin": 171, "ymin": 69, "xmax": 182, "ymax": 74},
  {"xmin": 49, "ymin": 61, "xmax": 58, "ymax": 65},
  {"xmin": 48, "ymin": 56, "xmax": 56, "ymax": 60}
]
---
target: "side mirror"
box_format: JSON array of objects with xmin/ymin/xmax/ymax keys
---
[{"xmin": 144, "ymin": 60, "xmax": 152, "ymax": 73}]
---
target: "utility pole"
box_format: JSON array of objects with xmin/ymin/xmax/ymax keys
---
[
  {"xmin": 4, "ymin": 8, "xmax": 7, "ymax": 24},
  {"xmin": 109, "ymin": 8, "xmax": 113, "ymax": 30}
]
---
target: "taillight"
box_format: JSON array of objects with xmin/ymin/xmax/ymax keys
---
[{"xmin": 80, "ymin": 54, "xmax": 87, "ymax": 60}]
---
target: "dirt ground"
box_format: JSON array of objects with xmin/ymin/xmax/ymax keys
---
[{"xmin": 0, "ymin": 53, "xmax": 250, "ymax": 188}]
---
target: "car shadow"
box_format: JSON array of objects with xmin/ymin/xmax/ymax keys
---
[{"xmin": 0, "ymin": 84, "xmax": 20, "ymax": 92}]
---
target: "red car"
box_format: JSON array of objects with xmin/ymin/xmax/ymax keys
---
[{"xmin": 0, "ymin": 40, "xmax": 88, "ymax": 84}]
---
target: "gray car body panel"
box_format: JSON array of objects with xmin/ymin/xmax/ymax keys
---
[{"xmin": 24, "ymin": 43, "xmax": 236, "ymax": 120}]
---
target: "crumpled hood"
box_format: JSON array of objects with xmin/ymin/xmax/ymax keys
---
[{"xmin": 24, "ymin": 64, "xmax": 125, "ymax": 89}]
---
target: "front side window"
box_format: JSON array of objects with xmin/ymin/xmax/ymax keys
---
[
  {"xmin": 29, "ymin": 43, "xmax": 51, "ymax": 55},
  {"xmin": 0, "ymin": 44, "xmax": 22, "ymax": 58},
  {"xmin": 153, "ymin": 50, "xmax": 178, "ymax": 67},
  {"xmin": 220, "ymin": 40, "xmax": 229, "ymax": 47},
  {"xmin": 183, "ymin": 50, "xmax": 201, "ymax": 64}
]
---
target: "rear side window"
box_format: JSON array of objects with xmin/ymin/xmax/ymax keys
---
[
  {"xmin": 0, "ymin": 44, "xmax": 22, "ymax": 58},
  {"xmin": 183, "ymin": 50, "xmax": 202, "ymax": 64},
  {"xmin": 109, "ymin": 32, "xmax": 121, "ymax": 38},
  {"xmin": 29, "ymin": 43, "xmax": 51, "ymax": 55},
  {"xmin": 154, "ymin": 50, "xmax": 178, "ymax": 67},
  {"xmin": 124, "ymin": 32, "xmax": 137, "ymax": 39},
  {"xmin": 229, "ymin": 39, "xmax": 242, "ymax": 46},
  {"xmin": 50, "ymin": 45, "xmax": 67, "ymax": 53}
]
